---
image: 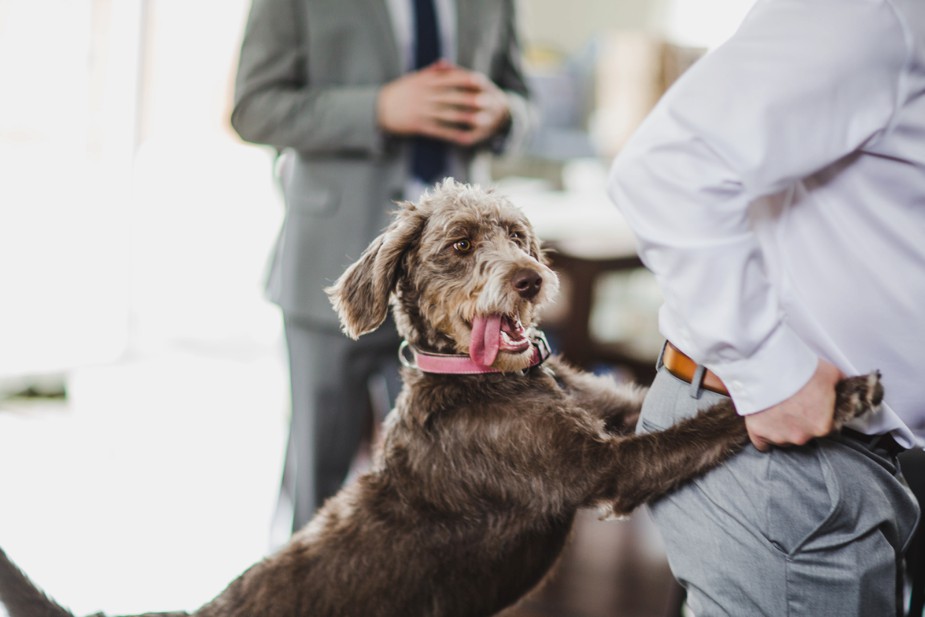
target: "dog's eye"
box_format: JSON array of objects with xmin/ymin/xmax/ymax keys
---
[{"xmin": 453, "ymin": 239, "xmax": 473, "ymax": 254}]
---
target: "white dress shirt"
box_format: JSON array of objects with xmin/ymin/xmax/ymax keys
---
[
  {"xmin": 386, "ymin": 0, "xmax": 457, "ymax": 70},
  {"xmin": 608, "ymin": 0, "xmax": 925, "ymax": 447}
]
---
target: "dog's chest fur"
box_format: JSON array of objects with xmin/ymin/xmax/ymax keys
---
[
  {"xmin": 328, "ymin": 362, "xmax": 590, "ymax": 613},
  {"xmin": 377, "ymin": 360, "xmax": 610, "ymax": 531}
]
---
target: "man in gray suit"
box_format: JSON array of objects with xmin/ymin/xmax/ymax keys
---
[{"xmin": 231, "ymin": 0, "xmax": 534, "ymax": 533}]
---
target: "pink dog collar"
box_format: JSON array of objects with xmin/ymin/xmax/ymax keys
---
[{"xmin": 399, "ymin": 332, "xmax": 551, "ymax": 375}]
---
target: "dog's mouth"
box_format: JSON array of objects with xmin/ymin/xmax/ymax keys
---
[{"xmin": 469, "ymin": 314, "xmax": 531, "ymax": 367}]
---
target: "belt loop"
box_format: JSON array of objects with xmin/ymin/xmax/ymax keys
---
[
  {"xmin": 689, "ymin": 364, "xmax": 706, "ymax": 399},
  {"xmin": 656, "ymin": 341, "xmax": 668, "ymax": 371}
]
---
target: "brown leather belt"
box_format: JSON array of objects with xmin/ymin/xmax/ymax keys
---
[
  {"xmin": 662, "ymin": 341, "xmax": 729, "ymax": 396},
  {"xmin": 662, "ymin": 342, "xmax": 906, "ymax": 456}
]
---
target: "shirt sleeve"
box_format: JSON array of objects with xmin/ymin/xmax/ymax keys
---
[{"xmin": 607, "ymin": 0, "xmax": 909, "ymax": 413}]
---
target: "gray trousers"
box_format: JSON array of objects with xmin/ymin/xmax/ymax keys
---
[
  {"xmin": 638, "ymin": 365, "xmax": 920, "ymax": 617},
  {"xmin": 279, "ymin": 315, "xmax": 401, "ymax": 533}
]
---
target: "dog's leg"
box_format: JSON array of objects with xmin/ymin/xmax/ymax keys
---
[
  {"xmin": 549, "ymin": 360, "xmax": 646, "ymax": 435},
  {"xmin": 594, "ymin": 399, "xmax": 745, "ymax": 517},
  {"xmin": 833, "ymin": 370, "xmax": 883, "ymax": 426},
  {"xmin": 594, "ymin": 372, "xmax": 883, "ymax": 516}
]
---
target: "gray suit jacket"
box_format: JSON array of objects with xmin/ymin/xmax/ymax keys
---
[{"xmin": 231, "ymin": 0, "xmax": 534, "ymax": 327}]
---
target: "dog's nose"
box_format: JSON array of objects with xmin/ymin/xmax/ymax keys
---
[{"xmin": 512, "ymin": 268, "xmax": 543, "ymax": 299}]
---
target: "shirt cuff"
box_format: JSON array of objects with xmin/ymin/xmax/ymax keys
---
[{"xmin": 709, "ymin": 326, "xmax": 818, "ymax": 415}]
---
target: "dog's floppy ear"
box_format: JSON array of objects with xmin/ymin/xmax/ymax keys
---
[{"xmin": 326, "ymin": 203, "xmax": 426, "ymax": 339}]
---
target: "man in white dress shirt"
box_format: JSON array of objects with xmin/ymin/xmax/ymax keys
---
[{"xmin": 608, "ymin": 0, "xmax": 923, "ymax": 614}]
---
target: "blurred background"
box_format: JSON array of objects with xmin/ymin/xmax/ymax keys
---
[{"xmin": 0, "ymin": 1, "xmax": 753, "ymax": 615}]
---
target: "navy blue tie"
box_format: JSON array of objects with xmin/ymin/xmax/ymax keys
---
[{"xmin": 411, "ymin": 0, "xmax": 447, "ymax": 185}]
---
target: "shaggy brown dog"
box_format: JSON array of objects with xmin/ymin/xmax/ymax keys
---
[{"xmin": 0, "ymin": 180, "xmax": 881, "ymax": 617}]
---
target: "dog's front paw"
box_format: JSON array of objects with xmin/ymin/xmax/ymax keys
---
[{"xmin": 833, "ymin": 371, "xmax": 883, "ymax": 428}]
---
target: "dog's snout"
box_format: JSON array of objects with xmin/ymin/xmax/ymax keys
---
[{"xmin": 512, "ymin": 268, "xmax": 543, "ymax": 299}]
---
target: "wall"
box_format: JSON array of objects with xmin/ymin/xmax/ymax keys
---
[{"xmin": 520, "ymin": 0, "xmax": 670, "ymax": 55}]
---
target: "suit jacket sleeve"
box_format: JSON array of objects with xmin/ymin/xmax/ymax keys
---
[{"xmin": 230, "ymin": 0, "xmax": 386, "ymax": 156}]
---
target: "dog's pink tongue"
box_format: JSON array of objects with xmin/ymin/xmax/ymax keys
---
[{"xmin": 469, "ymin": 315, "xmax": 502, "ymax": 367}]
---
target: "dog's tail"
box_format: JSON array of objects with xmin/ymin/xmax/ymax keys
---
[{"xmin": 0, "ymin": 547, "xmax": 74, "ymax": 617}]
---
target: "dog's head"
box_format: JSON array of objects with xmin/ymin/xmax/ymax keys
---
[{"xmin": 327, "ymin": 180, "xmax": 559, "ymax": 372}]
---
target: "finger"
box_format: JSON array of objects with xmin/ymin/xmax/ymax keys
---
[
  {"xmin": 421, "ymin": 58, "xmax": 455, "ymax": 71},
  {"xmin": 428, "ymin": 107, "xmax": 477, "ymax": 128},
  {"xmin": 419, "ymin": 59, "xmax": 455, "ymax": 73},
  {"xmin": 427, "ymin": 97, "xmax": 504, "ymax": 127},
  {"xmin": 430, "ymin": 89, "xmax": 484, "ymax": 111},
  {"xmin": 746, "ymin": 422, "xmax": 773, "ymax": 452},
  {"xmin": 750, "ymin": 434, "xmax": 771, "ymax": 452},
  {"xmin": 427, "ymin": 68, "xmax": 483, "ymax": 91},
  {"xmin": 468, "ymin": 110, "xmax": 499, "ymax": 130},
  {"xmin": 463, "ymin": 71, "xmax": 504, "ymax": 100},
  {"xmin": 466, "ymin": 70, "xmax": 496, "ymax": 91}
]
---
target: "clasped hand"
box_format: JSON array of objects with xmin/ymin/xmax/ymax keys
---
[
  {"xmin": 377, "ymin": 60, "xmax": 510, "ymax": 146},
  {"xmin": 744, "ymin": 359, "xmax": 844, "ymax": 452}
]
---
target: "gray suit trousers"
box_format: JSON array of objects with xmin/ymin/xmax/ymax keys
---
[
  {"xmin": 280, "ymin": 315, "xmax": 401, "ymax": 533},
  {"xmin": 638, "ymin": 365, "xmax": 919, "ymax": 617}
]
